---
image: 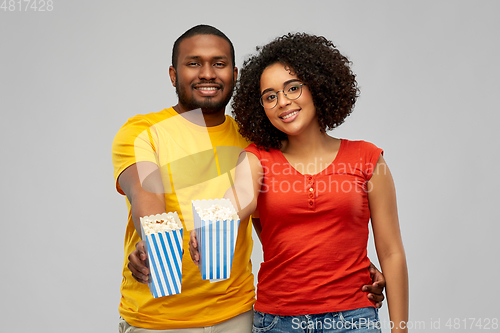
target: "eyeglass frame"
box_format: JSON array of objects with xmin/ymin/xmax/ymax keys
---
[{"xmin": 259, "ymin": 82, "xmax": 306, "ymax": 109}]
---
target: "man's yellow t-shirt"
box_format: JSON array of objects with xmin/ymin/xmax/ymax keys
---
[{"xmin": 112, "ymin": 107, "xmax": 255, "ymax": 329}]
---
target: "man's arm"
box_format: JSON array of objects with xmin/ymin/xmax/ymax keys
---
[
  {"xmin": 119, "ymin": 162, "xmax": 166, "ymax": 234},
  {"xmin": 119, "ymin": 162, "xmax": 165, "ymax": 283}
]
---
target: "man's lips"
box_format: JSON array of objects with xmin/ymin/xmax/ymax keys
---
[{"xmin": 193, "ymin": 83, "xmax": 222, "ymax": 96}]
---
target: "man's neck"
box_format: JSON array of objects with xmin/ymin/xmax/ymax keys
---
[{"xmin": 172, "ymin": 104, "xmax": 226, "ymax": 127}]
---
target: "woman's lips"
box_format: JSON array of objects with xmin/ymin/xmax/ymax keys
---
[{"xmin": 279, "ymin": 109, "xmax": 300, "ymax": 122}]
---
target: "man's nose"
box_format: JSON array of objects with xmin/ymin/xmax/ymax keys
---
[{"xmin": 198, "ymin": 64, "xmax": 216, "ymax": 80}]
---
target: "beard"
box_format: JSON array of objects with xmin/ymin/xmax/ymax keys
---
[{"xmin": 175, "ymin": 77, "xmax": 234, "ymax": 115}]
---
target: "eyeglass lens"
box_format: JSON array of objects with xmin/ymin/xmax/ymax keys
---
[{"xmin": 261, "ymin": 82, "xmax": 303, "ymax": 108}]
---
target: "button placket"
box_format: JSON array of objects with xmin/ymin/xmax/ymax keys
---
[{"xmin": 307, "ymin": 175, "xmax": 315, "ymax": 209}]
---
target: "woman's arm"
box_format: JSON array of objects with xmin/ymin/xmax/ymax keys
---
[
  {"xmin": 189, "ymin": 151, "xmax": 263, "ymax": 265},
  {"xmin": 224, "ymin": 151, "xmax": 263, "ymax": 222},
  {"xmin": 368, "ymin": 155, "xmax": 409, "ymax": 332},
  {"xmin": 252, "ymin": 217, "xmax": 262, "ymax": 242}
]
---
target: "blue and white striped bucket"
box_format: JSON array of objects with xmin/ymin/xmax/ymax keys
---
[
  {"xmin": 141, "ymin": 216, "xmax": 183, "ymax": 298},
  {"xmin": 192, "ymin": 199, "xmax": 240, "ymax": 281}
]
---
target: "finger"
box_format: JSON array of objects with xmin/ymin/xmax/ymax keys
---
[
  {"xmin": 370, "ymin": 267, "xmax": 387, "ymax": 289},
  {"xmin": 368, "ymin": 292, "xmax": 385, "ymax": 303},
  {"xmin": 368, "ymin": 266, "xmax": 376, "ymax": 279},
  {"xmin": 362, "ymin": 283, "xmax": 384, "ymax": 308},
  {"xmin": 361, "ymin": 283, "xmax": 378, "ymax": 293},
  {"xmin": 129, "ymin": 250, "xmax": 150, "ymax": 277},
  {"xmin": 188, "ymin": 242, "xmax": 200, "ymax": 266},
  {"xmin": 189, "ymin": 230, "xmax": 198, "ymax": 248},
  {"xmin": 188, "ymin": 231, "xmax": 200, "ymax": 265},
  {"xmin": 369, "ymin": 262, "xmax": 381, "ymax": 273},
  {"xmin": 364, "ymin": 282, "xmax": 384, "ymax": 295},
  {"xmin": 372, "ymin": 272, "xmax": 386, "ymax": 289},
  {"xmin": 127, "ymin": 261, "xmax": 149, "ymax": 284},
  {"xmin": 136, "ymin": 241, "xmax": 147, "ymax": 261}
]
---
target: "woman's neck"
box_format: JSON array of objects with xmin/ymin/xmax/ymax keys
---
[
  {"xmin": 283, "ymin": 128, "xmax": 332, "ymax": 156},
  {"xmin": 281, "ymin": 131, "xmax": 341, "ymax": 175}
]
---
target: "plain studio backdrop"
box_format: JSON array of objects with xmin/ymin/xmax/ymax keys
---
[{"xmin": 1, "ymin": 1, "xmax": 498, "ymax": 332}]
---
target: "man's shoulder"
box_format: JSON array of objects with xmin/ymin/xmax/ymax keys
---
[
  {"xmin": 222, "ymin": 115, "xmax": 252, "ymax": 147},
  {"xmin": 121, "ymin": 107, "xmax": 176, "ymax": 128},
  {"xmin": 224, "ymin": 114, "xmax": 239, "ymax": 129},
  {"xmin": 112, "ymin": 107, "xmax": 176, "ymax": 150}
]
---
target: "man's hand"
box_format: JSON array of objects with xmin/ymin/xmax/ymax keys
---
[
  {"xmin": 362, "ymin": 262, "xmax": 386, "ymax": 308},
  {"xmin": 128, "ymin": 240, "xmax": 150, "ymax": 284},
  {"xmin": 189, "ymin": 230, "xmax": 200, "ymax": 266}
]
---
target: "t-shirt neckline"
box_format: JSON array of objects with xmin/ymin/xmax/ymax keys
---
[
  {"xmin": 276, "ymin": 138, "xmax": 345, "ymax": 177},
  {"xmin": 165, "ymin": 107, "xmax": 230, "ymax": 133}
]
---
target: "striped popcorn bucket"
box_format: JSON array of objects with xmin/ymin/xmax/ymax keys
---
[
  {"xmin": 141, "ymin": 213, "xmax": 183, "ymax": 298},
  {"xmin": 192, "ymin": 199, "xmax": 240, "ymax": 281}
]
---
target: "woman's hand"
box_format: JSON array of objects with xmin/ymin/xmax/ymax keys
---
[{"xmin": 189, "ymin": 230, "xmax": 200, "ymax": 266}]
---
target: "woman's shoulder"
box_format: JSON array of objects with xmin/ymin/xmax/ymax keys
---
[
  {"xmin": 340, "ymin": 139, "xmax": 384, "ymax": 164},
  {"xmin": 337, "ymin": 139, "xmax": 384, "ymax": 178},
  {"xmin": 341, "ymin": 138, "xmax": 381, "ymax": 152},
  {"xmin": 244, "ymin": 143, "xmax": 281, "ymax": 159}
]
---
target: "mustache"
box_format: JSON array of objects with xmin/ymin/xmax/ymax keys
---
[{"xmin": 191, "ymin": 81, "xmax": 223, "ymax": 89}]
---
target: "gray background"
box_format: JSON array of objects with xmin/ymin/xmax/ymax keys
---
[{"xmin": 1, "ymin": 0, "xmax": 499, "ymax": 331}]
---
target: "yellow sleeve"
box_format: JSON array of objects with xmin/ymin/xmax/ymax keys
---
[{"xmin": 111, "ymin": 116, "xmax": 158, "ymax": 195}]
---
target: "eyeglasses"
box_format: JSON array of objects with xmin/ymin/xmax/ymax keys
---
[{"xmin": 260, "ymin": 82, "xmax": 305, "ymax": 109}]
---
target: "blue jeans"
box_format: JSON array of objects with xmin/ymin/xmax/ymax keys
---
[{"xmin": 252, "ymin": 307, "xmax": 381, "ymax": 333}]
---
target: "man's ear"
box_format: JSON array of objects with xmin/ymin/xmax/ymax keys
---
[
  {"xmin": 233, "ymin": 66, "xmax": 238, "ymax": 83},
  {"xmin": 169, "ymin": 66, "xmax": 176, "ymax": 87}
]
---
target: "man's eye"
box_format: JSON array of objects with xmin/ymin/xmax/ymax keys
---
[
  {"xmin": 214, "ymin": 62, "xmax": 225, "ymax": 67},
  {"xmin": 188, "ymin": 62, "xmax": 199, "ymax": 66}
]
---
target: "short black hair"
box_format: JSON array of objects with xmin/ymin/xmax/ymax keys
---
[
  {"xmin": 232, "ymin": 32, "xmax": 359, "ymax": 150},
  {"xmin": 172, "ymin": 24, "xmax": 235, "ymax": 69}
]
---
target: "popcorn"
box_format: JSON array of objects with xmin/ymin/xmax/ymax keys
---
[
  {"xmin": 141, "ymin": 214, "xmax": 182, "ymax": 235},
  {"xmin": 140, "ymin": 212, "xmax": 183, "ymax": 298},
  {"xmin": 192, "ymin": 199, "xmax": 240, "ymax": 281},
  {"xmin": 195, "ymin": 204, "xmax": 236, "ymax": 222}
]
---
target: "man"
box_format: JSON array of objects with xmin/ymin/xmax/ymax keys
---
[{"xmin": 113, "ymin": 25, "xmax": 385, "ymax": 332}]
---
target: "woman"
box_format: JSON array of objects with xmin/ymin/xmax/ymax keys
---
[{"xmin": 225, "ymin": 33, "xmax": 408, "ymax": 332}]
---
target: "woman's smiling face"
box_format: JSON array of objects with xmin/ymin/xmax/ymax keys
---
[{"xmin": 260, "ymin": 63, "xmax": 319, "ymax": 138}]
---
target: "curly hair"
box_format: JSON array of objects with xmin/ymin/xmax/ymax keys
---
[{"xmin": 232, "ymin": 32, "xmax": 359, "ymax": 150}]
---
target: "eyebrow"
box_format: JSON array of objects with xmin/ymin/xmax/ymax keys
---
[
  {"xmin": 184, "ymin": 55, "xmax": 229, "ymax": 61},
  {"xmin": 261, "ymin": 79, "xmax": 301, "ymax": 95}
]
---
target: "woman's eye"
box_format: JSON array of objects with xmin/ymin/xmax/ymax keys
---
[{"xmin": 266, "ymin": 94, "xmax": 276, "ymax": 101}]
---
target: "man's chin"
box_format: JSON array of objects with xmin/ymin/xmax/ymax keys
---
[
  {"xmin": 187, "ymin": 99, "xmax": 228, "ymax": 114},
  {"xmin": 199, "ymin": 106, "xmax": 224, "ymax": 115}
]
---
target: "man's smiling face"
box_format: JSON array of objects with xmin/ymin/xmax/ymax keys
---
[{"xmin": 170, "ymin": 34, "xmax": 237, "ymax": 115}]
